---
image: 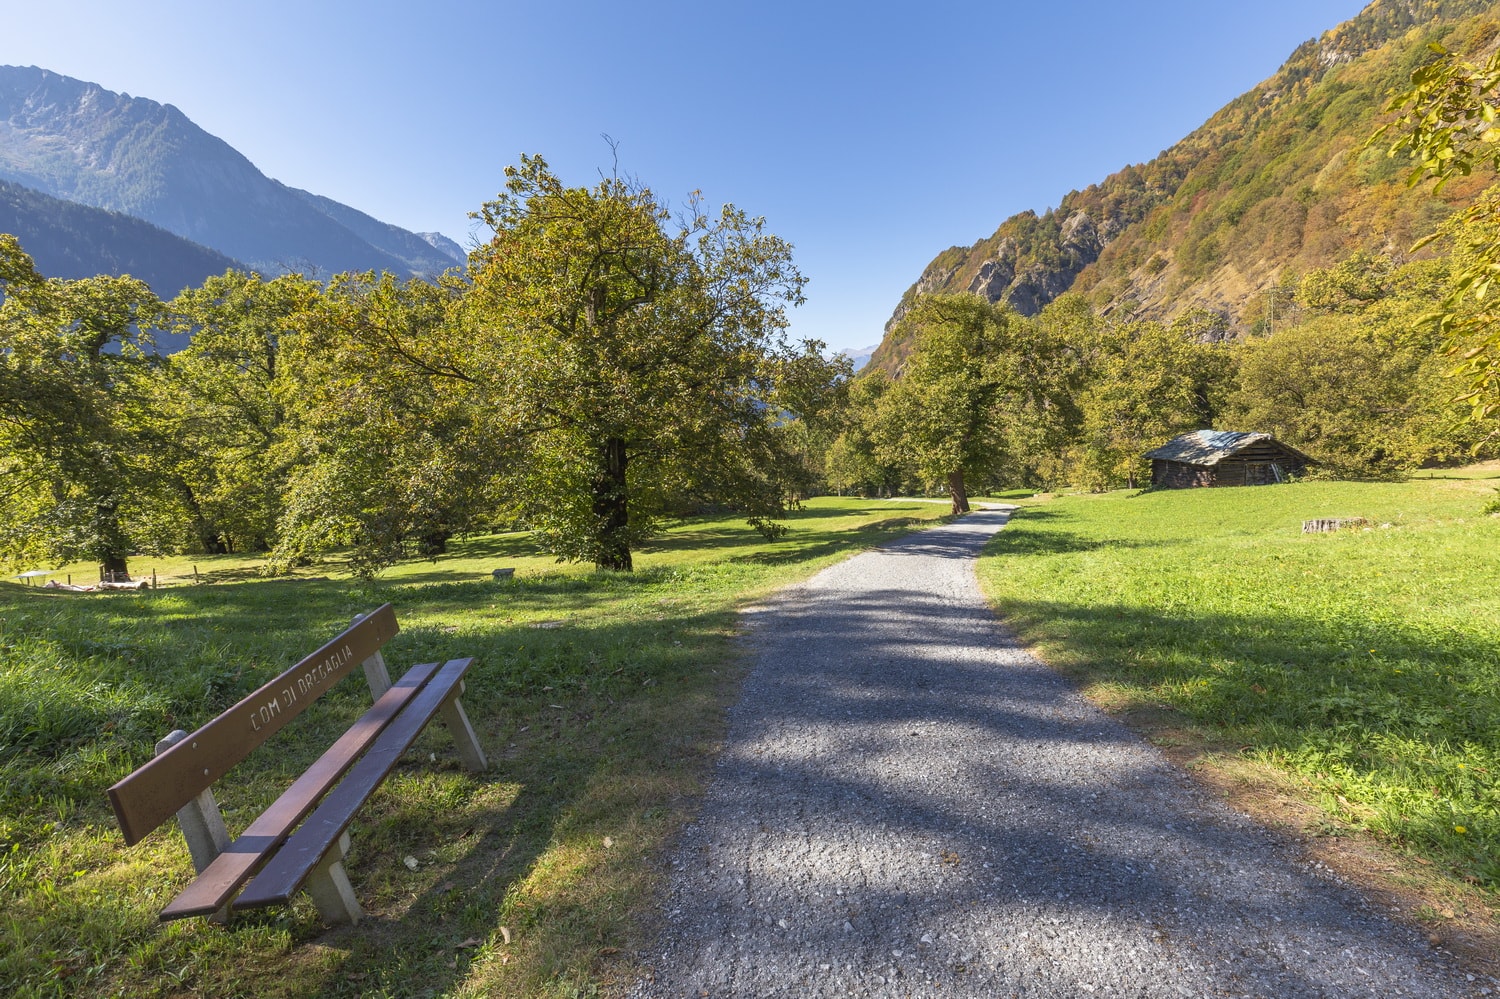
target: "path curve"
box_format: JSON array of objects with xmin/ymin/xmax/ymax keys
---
[{"xmin": 631, "ymin": 510, "xmax": 1483, "ymax": 998}]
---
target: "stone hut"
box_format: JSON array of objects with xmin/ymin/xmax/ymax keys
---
[{"xmin": 1144, "ymin": 430, "xmax": 1314, "ymax": 489}]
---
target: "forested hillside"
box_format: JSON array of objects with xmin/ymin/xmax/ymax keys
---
[
  {"xmin": 874, "ymin": 0, "xmax": 1500, "ymax": 371},
  {"xmin": 0, "ymin": 178, "xmax": 239, "ymax": 297}
]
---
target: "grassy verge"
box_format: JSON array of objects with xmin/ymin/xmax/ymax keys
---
[
  {"xmin": 976, "ymin": 472, "xmax": 1500, "ymax": 931},
  {"xmin": 0, "ymin": 498, "xmax": 947, "ymax": 999}
]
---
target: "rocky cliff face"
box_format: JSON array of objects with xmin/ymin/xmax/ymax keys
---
[
  {"xmin": 0, "ymin": 65, "xmax": 461, "ymax": 278},
  {"xmin": 872, "ymin": 0, "xmax": 1500, "ymax": 373}
]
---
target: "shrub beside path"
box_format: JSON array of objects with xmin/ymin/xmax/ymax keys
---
[{"xmin": 629, "ymin": 509, "xmax": 1487, "ymax": 998}]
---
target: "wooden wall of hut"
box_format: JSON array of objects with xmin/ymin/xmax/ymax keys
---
[
  {"xmin": 1151, "ymin": 439, "xmax": 1310, "ymax": 489},
  {"xmin": 1151, "ymin": 460, "xmax": 1214, "ymax": 488}
]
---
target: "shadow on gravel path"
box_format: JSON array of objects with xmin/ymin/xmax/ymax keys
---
[{"xmin": 630, "ymin": 510, "xmax": 1487, "ymax": 999}]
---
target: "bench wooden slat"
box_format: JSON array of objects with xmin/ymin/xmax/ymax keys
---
[
  {"xmin": 157, "ymin": 661, "xmax": 441, "ymax": 922},
  {"xmin": 108, "ymin": 604, "xmax": 400, "ymax": 846},
  {"xmin": 233, "ymin": 657, "xmax": 475, "ymax": 910}
]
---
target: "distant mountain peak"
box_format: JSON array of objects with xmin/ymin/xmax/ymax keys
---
[
  {"xmin": 0, "ymin": 64, "xmax": 461, "ymax": 279},
  {"xmin": 417, "ymin": 231, "xmax": 466, "ymax": 264}
]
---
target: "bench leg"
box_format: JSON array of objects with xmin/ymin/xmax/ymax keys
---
[
  {"xmin": 156, "ymin": 730, "xmax": 232, "ymax": 923},
  {"xmin": 351, "ymin": 613, "xmax": 393, "ymax": 699},
  {"xmin": 305, "ymin": 831, "xmax": 363, "ymax": 925},
  {"xmin": 439, "ymin": 681, "xmax": 488, "ymax": 772}
]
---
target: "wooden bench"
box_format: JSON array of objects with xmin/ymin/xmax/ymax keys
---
[{"xmin": 106, "ymin": 604, "xmax": 487, "ymax": 925}]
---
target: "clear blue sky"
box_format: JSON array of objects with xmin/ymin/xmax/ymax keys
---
[{"xmin": 5, "ymin": 1, "xmax": 1368, "ymax": 352}]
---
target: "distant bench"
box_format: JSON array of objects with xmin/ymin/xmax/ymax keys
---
[{"xmin": 107, "ymin": 604, "xmax": 487, "ymax": 925}]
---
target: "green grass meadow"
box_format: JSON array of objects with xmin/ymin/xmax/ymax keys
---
[
  {"xmin": 0, "ymin": 498, "xmax": 948, "ymax": 999},
  {"xmin": 9, "ymin": 475, "xmax": 1499, "ymax": 998},
  {"xmin": 978, "ymin": 471, "xmax": 1500, "ymax": 893}
]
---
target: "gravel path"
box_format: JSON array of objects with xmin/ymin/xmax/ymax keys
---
[{"xmin": 630, "ymin": 509, "xmax": 1491, "ymax": 999}]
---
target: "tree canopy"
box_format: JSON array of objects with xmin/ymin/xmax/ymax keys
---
[
  {"xmin": 463, "ymin": 155, "xmax": 821, "ymax": 570},
  {"xmin": 1377, "ymin": 40, "xmax": 1500, "ymax": 420}
]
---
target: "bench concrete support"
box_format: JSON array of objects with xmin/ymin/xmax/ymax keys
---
[
  {"xmin": 353, "ymin": 612, "xmax": 393, "ymax": 698},
  {"xmin": 439, "ymin": 680, "xmax": 488, "ymax": 772},
  {"xmin": 305, "ymin": 831, "xmax": 363, "ymax": 925},
  {"xmin": 155, "ymin": 730, "xmax": 231, "ymax": 871},
  {"xmin": 155, "ymin": 729, "xmax": 232, "ymax": 922}
]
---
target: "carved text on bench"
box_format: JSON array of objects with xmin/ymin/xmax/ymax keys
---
[{"xmin": 248, "ymin": 643, "xmax": 356, "ymax": 733}]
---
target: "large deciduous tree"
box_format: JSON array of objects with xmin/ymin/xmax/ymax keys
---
[
  {"xmin": 872, "ymin": 294, "xmax": 1015, "ymax": 514},
  {"xmin": 271, "ymin": 270, "xmax": 500, "ymax": 577},
  {"xmin": 1073, "ymin": 313, "xmax": 1230, "ymax": 490},
  {"xmin": 0, "ymin": 240, "xmax": 166, "ymax": 577},
  {"xmin": 465, "ymin": 155, "xmax": 814, "ymax": 571},
  {"xmin": 162, "ymin": 271, "xmax": 321, "ymax": 554}
]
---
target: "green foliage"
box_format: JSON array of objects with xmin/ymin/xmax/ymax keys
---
[
  {"xmin": 1071, "ymin": 314, "xmax": 1231, "ymax": 490},
  {"xmin": 870, "ymin": 295, "xmax": 1017, "ymax": 510},
  {"xmin": 463, "ymin": 155, "xmax": 823, "ymax": 570},
  {"xmin": 1371, "ymin": 35, "xmax": 1500, "ymax": 420},
  {"xmin": 162, "ymin": 271, "xmax": 320, "ymax": 555},
  {"xmin": 0, "ymin": 251, "xmax": 170, "ymax": 576},
  {"xmin": 1231, "ymin": 255, "xmax": 1487, "ymax": 474},
  {"xmin": 270, "ymin": 270, "xmax": 495, "ymax": 577}
]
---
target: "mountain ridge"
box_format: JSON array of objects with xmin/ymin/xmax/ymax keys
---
[
  {"xmin": 0, "ymin": 65, "xmax": 464, "ymax": 280},
  {"xmin": 873, "ymin": 0, "xmax": 1500, "ymax": 373},
  {"xmin": 0, "ymin": 176, "xmax": 242, "ymax": 296}
]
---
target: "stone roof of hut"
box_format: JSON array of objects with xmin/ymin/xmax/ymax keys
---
[{"xmin": 1143, "ymin": 430, "xmax": 1313, "ymax": 466}]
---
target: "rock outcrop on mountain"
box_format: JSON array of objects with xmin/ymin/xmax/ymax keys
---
[
  {"xmin": 0, "ymin": 65, "xmax": 462, "ymax": 279},
  {"xmin": 874, "ymin": 0, "xmax": 1500, "ymax": 372}
]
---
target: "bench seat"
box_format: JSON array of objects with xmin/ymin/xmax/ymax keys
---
[
  {"xmin": 235, "ymin": 657, "xmax": 474, "ymax": 911},
  {"xmin": 107, "ymin": 605, "xmax": 486, "ymax": 925}
]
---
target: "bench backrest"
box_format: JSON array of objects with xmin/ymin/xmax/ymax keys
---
[{"xmin": 107, "ymin": 603, "xmax": 400, "ymax": 846}]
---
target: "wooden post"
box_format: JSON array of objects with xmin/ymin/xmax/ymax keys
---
[
  {"xmin": 193, "ymin": 565, "xmax": 200, "ymax": 585},
  {"xmin": 439, "ymin": 680, "xmax": 488, "ymax": 772},
  {"xmin": 152, "ymin": 569, "xmax": 157, "ymax": 590}
]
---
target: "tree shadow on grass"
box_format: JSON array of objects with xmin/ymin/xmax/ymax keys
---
[
  {"xmin": 0, "ymin": 573, "xmax": 745, "ymax": 997},
  {"xmin": 638, "ymin": 573, "xmax": 1487, "ymax": 996}
]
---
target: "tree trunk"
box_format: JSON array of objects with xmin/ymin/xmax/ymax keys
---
[
  {"xmin": 93, "ymin": 497, "xmax": 132, "ymax": 581},
  {"xmin": 101, "ymin": 553, "xmax": 130, "ymax": 582},
  {"xmin": 417, "ymin": 529, "xmax": 452, "ymax": 557},
  {"xmin": 173, "ymin": 479, "xmax": 228, "ymax": 553},
  {"xmin": 592, "ymin": 436, "xmax": 633, "ymax": 572},
  {"xmin": 947, "ymin": 470, "xmax": 971, "ymax": 516}
]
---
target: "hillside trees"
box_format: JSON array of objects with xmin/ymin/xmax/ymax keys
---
[
  {"xmin": 161, "ymin": 271, "xmax": 321, "ymax": 554},
  {"xmin": 1378, "ymin": 40, "xmax": 1500, "ymax": 418},
  {"xmin": 1229, "ymin": 256, "xmax": 1484, "ymax": 473},
  {"xmin": 464, "ymin": 155, "xmax": 819, "ymax": 570}
]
